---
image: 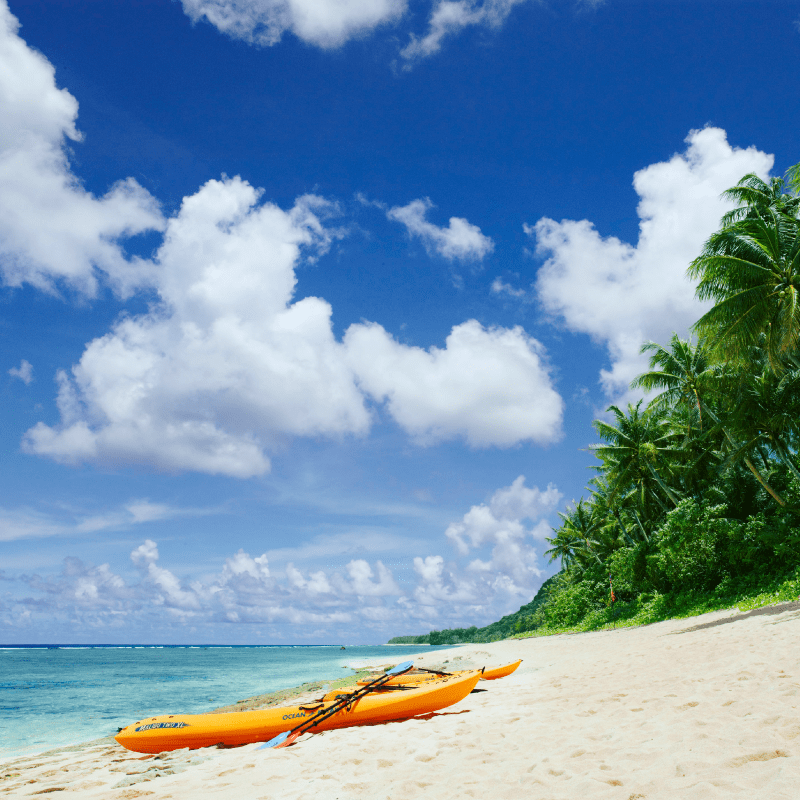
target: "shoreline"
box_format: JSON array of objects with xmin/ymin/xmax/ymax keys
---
[
  {"xmin": 0, "ymin": 645, "xmax": 495, "ymax": 769},
  {"xmin": 2, "ymin": 602, "xmax": 799, "ymax": 798},
  {"xmin": 2, "ymin": 601, "xmax": 795, "ymax": 757}
]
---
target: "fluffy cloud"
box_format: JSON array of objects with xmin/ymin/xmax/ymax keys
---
[
  {"xmin": 179, "ymin": 0, "xmax": 535, "ymax": 61},
  {"xmin": 286, "ymin": 562, "xmax": 331, "ymax": 594},
  {"xmin": 5, "ymin": 477, "xmax": 560, "ymax": 634},
  {"xmin": 445, "ymin": 474, "xmax": 561, "ymax": 552},
  {"xmin": 443, "ymin": 475, "xmax": 559, "ymax": 589},
  {"xmin": 8, "ymin": 539, "xmax": 404, "ymax": 630},
  {"xmin": 342, "ymin": 559, "xmax": 401, "ymax": 596},
  {"xmin": 180, "ymin": 0, "xmax": 406, "ymax": 48},
  {"xmin": 414, "ymin": 475, "xmax": 560, "ymax": 616},
  {"xmin": 41, "ymin": 557, "xmax": 130, "ymax": 605},
  {"xmin": 387, "ymin": 198, "xmax": 494, "ymax": 262},
  {"xmin": 224, "ymin": 549, "xmax": 272, "ymax": 582},
  {"xmin": 394, "ymin": 475, "xmax": 561, "ymax": 614},
  {"xmin": 400, "ymin": 0, "xmax": 527, "ymax": 64},
  {"xmin": 531, "ymin": 127, "xmax": 774, "ymax": 395},
  {"xmin": 8, "ymin": 359, "xmax": 33, "ymax": 384},
  {"xmin": 345, "ymin": 320, "xmax": 563, "ymax": 447},
  {"xmin": 22, "ymin": 176, "xmax": 562, "ymax": 474},
  {"xmin": 0, "ymin": 1, "xmax": 164, "ymax": 297},
  {"xmin": 131, "ymin": 539, "xmax": 201, "ymax": 611},
  {"xmin": 23, "ymin": 178, "xmax": 371, "ymax": 477},
  {"xmin": 7, "ymin": 0, "xmax": 563, "ymax": 476},
  {"xmin": 412, "ymin": 554, "xmax": 477, "ymax": 608}
]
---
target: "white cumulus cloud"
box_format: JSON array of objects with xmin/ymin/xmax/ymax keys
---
[
  {"xmin": 20, "ymin": 176, "xmax": 562, "ymax": 474},
  {"xmin": 413, "ymin": 475, "xmax": 561, "ymax": 618},
  {"xmin": 223, "ymin": 549, "xmax": 272, "ymax": 582},
  {"xmin": 412, "ymin": 554, "xmax": 476, "ymax": 607},
  {"xmin": 446, "ymin": 476, "xmax": 557, "ymax": 599},
  {"xmin": 23, "ymin": 178, "xmax": 371, "ymax": 477},
  {"xmin": 0, "ymin": 1, "xmax": 164, "ymax": 297},
  {"xmin": 531, "ymin": 127, "xmax": 774, "ymax": 396},
  {"xmin": 179, "ymin": 0, "xmax": 543, "ymax": 65},
  {"xmin": 387, "ymin": 197, "xmax": 494, "ymax": 262},
  {"xmin": 345, "ymin": 319, "xmax": 563, "ymax": 447},
  {"xmin": 343, "ymin": 559, "xmax": 401, "ymax": 596},
  {"xmin": 7, "ymin": 2, "xmax": 563, "ymax": 477},
  {"xmin": 130, "ymin": 540, "xmax": 202, "ymax": 611},
  {"xmin": 445, "ymin": 474, "xmax": 559, "ymax": 554},
  {"xmin": 6, "ymin": 473, "xmax": 561, "ymax": 634},
  {"xmin": 180, "ymin": 0, "xmax": 406, "ymax": 48}
]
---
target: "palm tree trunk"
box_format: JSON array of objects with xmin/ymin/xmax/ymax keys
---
[
  {"xmin": 743, "ymin": 455, "xmax": 786, "ymax": 506},
  {"xmin": 702, "ymin": 401, "xmax": 787, "ymax": 506},
  {"xmin": 693, "ymin": 388, "xmax": 703, "ymax": 430}
]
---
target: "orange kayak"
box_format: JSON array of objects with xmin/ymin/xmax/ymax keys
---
[
  {"xmin": 356, "ymin": 659, "xmax": 522, "ymax": 687},
  {"xmin": 115, "ymin": 670, "xmax": 481, "ymax": 754},
  {"xmin": 480, "ymin": 659, "xmax": 522, "ymax": 680},
  {"xmin": 356, "ymin": 671, "xmax": 441, "ymax": 687}
]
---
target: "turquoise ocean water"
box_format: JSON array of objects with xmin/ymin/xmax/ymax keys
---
[{"xmin": 0, "ymin": 644, "xmax": 445, "ymax": 758}]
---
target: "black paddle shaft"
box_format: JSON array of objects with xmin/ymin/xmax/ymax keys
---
[{"xmin": 283, "ymin": 664, "xmax": 414, "ymax": 741}]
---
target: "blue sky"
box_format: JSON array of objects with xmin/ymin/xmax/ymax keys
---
[{"xmin": 1, "ymin": 0, "xmax": 799, "ymax": 644}]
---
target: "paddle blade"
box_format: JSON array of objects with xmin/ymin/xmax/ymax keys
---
[
  {"xmin": 272, "ymin": 729, "xmax": 302, "ymax": 749},
  {"xmin": 387, "ymin": 660, "xmax": 413, "ymax": 676},
  {"xmin": 258, "ymin": 730, "xmax": 289, "ymax": 749}
]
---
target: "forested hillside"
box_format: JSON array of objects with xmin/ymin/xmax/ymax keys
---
[
  {"xmin": 388, "ymin": 576, "xmax": 559, "ymax": 644},
  {"xmin": 390, "ymin": 165, "xmax": 800, "ymax": 645}
]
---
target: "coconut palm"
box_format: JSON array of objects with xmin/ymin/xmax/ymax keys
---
[
  {"xmin": 586, "ymin": 475, "xmax": 643, "ymax": 549},
  {"xmin": 722, "ymin": 347, "xmax": 800, "ymax": 484},
  {"xmin": 592, "ymin": 402, "xmax": 683, "ymax": 520},
  {"xmin": 719, "ymin": 172, "xmax": 800, "ymax": 227},
  {"xmin": 546, "ymin": 500, "xmax": 601, "ymax": 569},
  {"xmin": 633, "ymin": 333, "xmax": 788, "ymax": 506},
  {"xmin": 631, "ymin": 335, "xmax": 730, "ymax": 497},
  {"xmin": 689, "ymin": 200, "xmax": 800, "ymax": 371},
  {"xmin": 787, "ymin": 162, "xmax": 800, "ymax": 197},
  {"xmin": 663, "ymin": 401, "xmax": 724, "ymax": 498},
  {"xmin": 543, "ymin": 529, "xmax": 580, "ymax": 569},
  {"xmin": 632, "ymin": 335, "xmax": 716, "ymax": 431}
]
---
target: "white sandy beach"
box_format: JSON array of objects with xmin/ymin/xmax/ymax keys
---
[{"xmin": 2, "ymin": 604, "xmax": 799, "ymax": 799}]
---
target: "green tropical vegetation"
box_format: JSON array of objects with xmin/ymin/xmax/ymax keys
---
[{"xmin": 389, "ymin": 164, "xmax": 800, "ymax": 646}]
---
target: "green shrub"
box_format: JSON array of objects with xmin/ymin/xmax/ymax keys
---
[{"xmin": 647, "ymin": 500, "xmax": 729, "ymax": 591}]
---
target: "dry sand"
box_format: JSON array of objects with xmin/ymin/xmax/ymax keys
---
[{"xmin": 2, "ymin": 603, "xmax": 799, "ymax": 799}]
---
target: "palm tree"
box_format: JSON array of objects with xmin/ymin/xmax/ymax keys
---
[
  {"xmin": 632, "ymin": 334, "xmax": 716, "ymax": 431},
  {"xmin": 634, "ymin": 333, "xmax": 788, "ymax": 506},
  {"xmin": 592, "ymin": 402, "xmax": 683, "ymax": 520},
  {"xmin": 545, "ymin": 500, "xmax": 601, "ymax": 569},
  {"xmin": 587, "ymin": 475, "xmax": 641, "ymax": 549},
  {"xmin": 689, "ymin": 167, "xmax": 800, "ymax": 371},
  {"xmin": 662, "ymin": 400, "xmax": 723, "ymax": 499},
  {"xmin": 722, "ymin": 346, "xmax": 800, "ymax": 485},
  {"xmin": 544, "ymin": 526, "xmax": 583, "ymax": 570},
  {"xmin": 787, "ymin": 162, "xmax": 800, "ymax": 197},
  {"xmin": 719, "ymin": 172, "xmax": 800, "ymax": 227}
]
